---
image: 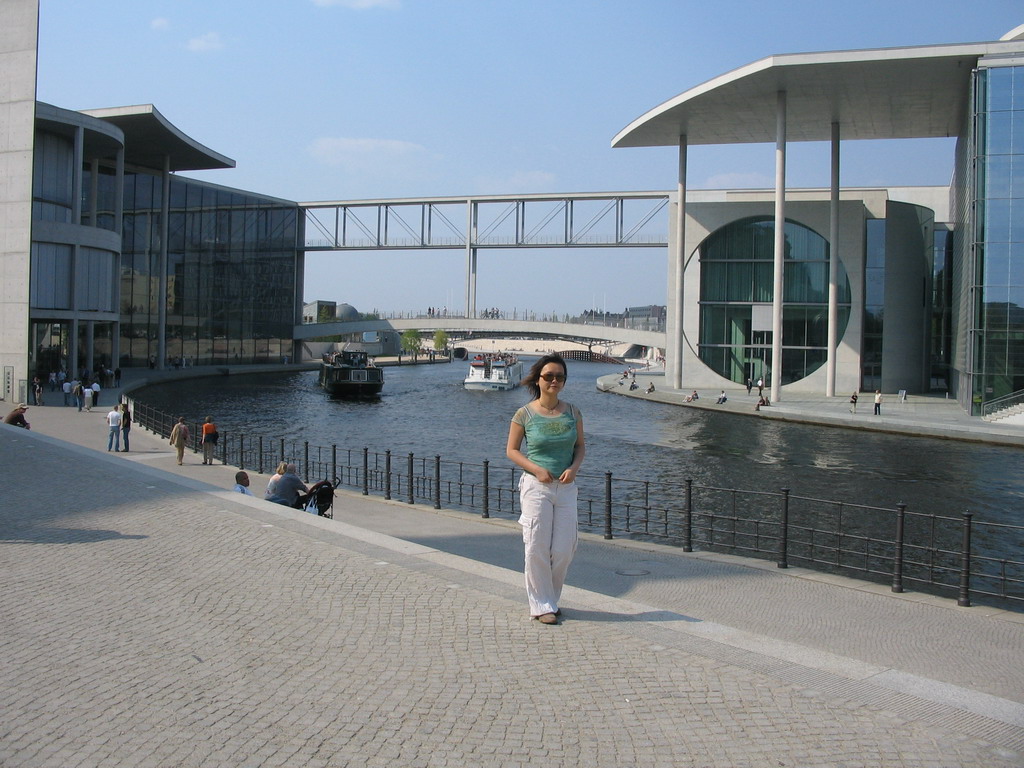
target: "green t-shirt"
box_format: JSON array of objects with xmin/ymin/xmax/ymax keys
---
[{"xmin": 512, "ymin": 402, "xmax": 581, "ymax": 476}]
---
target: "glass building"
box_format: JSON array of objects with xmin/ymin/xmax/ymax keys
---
[
  {"xmin": 25, "ymin": 102, "xmax": 301, "ymax": 381},
  {"xmin": 120, "ymin": 174, "xmax": 298, "ymax": 367},
  {"xmin": 966, "ymin": 62, "xmax": 1024, "ymax": 413}
]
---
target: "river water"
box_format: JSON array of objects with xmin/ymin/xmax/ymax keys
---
[{"xmin": 133, "ymin": 360, "xmax": 1023, "ymax": 529}]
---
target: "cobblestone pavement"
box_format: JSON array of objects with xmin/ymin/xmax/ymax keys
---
[{"xmin": 2, "ymin": 410, "xmax": 1023, "ymax": 766}]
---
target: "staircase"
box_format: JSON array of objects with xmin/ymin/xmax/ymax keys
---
[{"xmin": 982, "ymin": 388, "xmax": 1024, "ymax": 423}]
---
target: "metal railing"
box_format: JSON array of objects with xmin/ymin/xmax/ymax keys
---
[
  {"xmin": 982, "ymin": 387, "xmax": 1024, "ymax": 421},
  {"xmin": 128, "ymin": 398, "xmax": 1023, "ymax": 610}
]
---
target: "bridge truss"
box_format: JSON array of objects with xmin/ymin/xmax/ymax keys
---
[
  {"xmin": 301, "ymin": 191, "xmax": 670, "ymax": 318},
  {"xmin": 302, "ymin": 192, "xmax": 669, "ymax": 252}
]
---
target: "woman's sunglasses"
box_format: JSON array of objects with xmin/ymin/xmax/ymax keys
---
[{"xmin": 539, "ymin": 373, "xmax": 566, "ymax": 382}]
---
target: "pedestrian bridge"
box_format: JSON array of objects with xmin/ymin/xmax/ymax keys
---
[{"xmin": 293, "ymin": 316, "xmax": 665, "ymax": 350}]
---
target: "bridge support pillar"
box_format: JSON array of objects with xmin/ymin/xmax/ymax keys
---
[{"xmin": 465, "ymin": 200, "xmax": 477, "ymax": 318}]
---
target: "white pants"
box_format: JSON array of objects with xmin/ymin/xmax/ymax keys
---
[{"xmin": 518, "ymin": 474, "xmax": 578, "ymax": 616}]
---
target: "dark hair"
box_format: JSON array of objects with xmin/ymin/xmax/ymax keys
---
[{"xmin": 522, "ymin": 354, "xmax": 568, "ymax": 399}]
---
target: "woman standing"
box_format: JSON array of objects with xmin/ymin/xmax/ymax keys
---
[
  {"xmin": 506, "ymin": 354, "xmax": 585, "ymax": 626},
  {"xmin": 169, "ymin": 417, "xmax": 190, "ymax": 466},
  {"xmin": 120, "ymin": 402, "xmax": 132, "ymax": 452},
  {"xmin": 201, "ymin": 415, "xmax": 218, "ymax": 465}
]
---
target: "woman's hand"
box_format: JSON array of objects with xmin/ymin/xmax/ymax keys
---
[
  {"xmin": 534, "ymin": 468, "xmax": 556, "ymax": 483},
  {"xmin": 558, "ymin": 468, "xmax": 577, "ymax": 484}
]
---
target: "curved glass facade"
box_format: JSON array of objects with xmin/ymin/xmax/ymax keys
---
[
  {"xmin": 698, "ymin": 217, "xmax": 851, "ymax": 385},
  {"xmin": 972, "ymin": 64, "xmax": 1024, "ymax": 410}
]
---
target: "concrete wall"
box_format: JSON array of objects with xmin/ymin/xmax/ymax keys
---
[
  {"xmin": 0, "ymin": 0, "xmax": 37, "ymax": 402},
  {"xmin": 676, "ymin": 194, "xmax": 873, "ymax": 395},
  {"xmin": 882, "ymin": 200, "xmax": 933, "ymax": 394}
]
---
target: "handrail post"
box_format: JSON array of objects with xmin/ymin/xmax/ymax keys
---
[
  {"xmin": 604, "ymin": 472, "xmax": 613, "ymax": 539},
  {"xmin": 482, "ymin": 460, "xmax": 489, "ymax": 518},
  {"xmin": 892, "ymin": 503, "xmax": 906, "ymax": 593},
  {"xmin": 237, "ymin": 433, "xmax": 242, "ymax": 469},
  {"xmin": 279, "ymin": 438, "xmax": 284, "ymax": 467},
  {"xmin": 304, "ymin": 441, "xmax": 310, "ymax": 482},
  {"xmin": 407, "ymin": 452, "xmax": 415, "ymax": 504},
  {"xmin": 958, "ymin": 511, "xmax": 974, "ymax": 607},
  {"xmin": 778, "ymin": 488, "xmax": 790, "ymax": 569},
  {"xmin": 362, "ymin": 447, "xmax": 369, "ymax": 495},
  {"xmin": 434, "ymin": 455, "xmax": 441, "ymax": 509},
  {"xmin": 258, "ymin": 436, "xmax": 264, "ymax": 474},
  {"xmin": 684, "ymin": 479, "xmax": 693, "ymax": 552},
  {"xmin": 331, "ymin": 444, "xmax": 337, "ymax": 485},
  {"xmin": 385, "ymin": 450, "xmax": 392, "ymax": 500}
]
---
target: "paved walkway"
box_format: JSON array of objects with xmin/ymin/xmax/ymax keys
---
[
  {"xmin": 599, "ymin": 371, "xmax": 1024, "ymax": 448},
  {"xmin": 2, "ymin": 372, "xmax": 1023, "ymax": 766}
]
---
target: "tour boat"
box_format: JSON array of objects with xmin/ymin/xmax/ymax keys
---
[
  {"xmin": 463, "ymin": 353, "xmax": 523, "ymax": 391},
  {"xmin": 319, "ymin": 350, "xmax": 384, "ymax": 399}
]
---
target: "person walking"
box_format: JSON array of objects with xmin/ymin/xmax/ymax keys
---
[
  {"xmin": 169, "ymin": 417, "xmax": 190, "ymax": 465},
  {"xmin": 105, "ymin": 406, "xmax": 122, "ymax": 451},
  {"xmin": 82, "ymin": 383, "xmax": 94, "ymax": 411},
  {"xmin": 874, "ymin": 390, "xmax": 883, "ymax": 415},
  {"xmin": 506, "ymin": 354, "xmax": 586, "ymax": 626},
  {"xmin": 120, "ymin": 403, "xmax": 132, "ymax": 452},
  {"xmin": 849, "ymin": 391, "xmax": 858, "ymax": 413},
  {"xmin": 756, "ymin": 377, "xmax": 764, "ymax": 397},
  {"xmin": 200, "ymin": 415, "xmax": 218, "ymax": 465}
]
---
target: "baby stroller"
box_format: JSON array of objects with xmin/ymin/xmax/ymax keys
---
[{"xmin": 302, "ymin": 478, "xmax": 339, "ymax": 518}]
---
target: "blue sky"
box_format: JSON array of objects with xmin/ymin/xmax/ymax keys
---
[{"xmin": 35, "ymin": 1, "xmax": 1024, "ymax": 315}]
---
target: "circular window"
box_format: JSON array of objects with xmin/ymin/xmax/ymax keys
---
[{"xmin": 696, "ymin": 217, "xmax": 850, "ymax": 386}]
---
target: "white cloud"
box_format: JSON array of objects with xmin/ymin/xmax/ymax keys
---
[
  {"xmin": 187, "ymin": 32, "xmax": 224, "ymax": 52},
  {"xmin": 311, "ymin": 0, "xmax": 399, "ymax": 8},
  {"xmin": 150, "ymin": 17, "xmax": 169, "ymax": 30},
  {"xmin": 698, "ymin": 171, "xmax": 773, "ymax": 189},
  {"xmin": 308, "ymin": 137, "xmax": 427, "ymax": 169}
]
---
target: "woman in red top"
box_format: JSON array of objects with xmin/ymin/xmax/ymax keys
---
[{"xmin": 201, "ymin": 415, "xmax": 218, "ymax": 465}]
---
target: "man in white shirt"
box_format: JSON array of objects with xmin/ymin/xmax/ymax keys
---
[
  {"xmin": 106, "ymin": 407, "xmax": 122, "ymax": 451},
  {"xmin": 233, "ymin": 471, "xmax": 254, "ymax": 496}
]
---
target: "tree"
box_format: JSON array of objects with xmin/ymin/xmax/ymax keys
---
[
  {"xmin": 433, "ymin": 330, "xmax": 449, "ymax": 354},
  {"xmin": 400, "ymin": 329, "xmax": 421, "ymax": 359},
  {"xmin": 317, "ymin": 305, "xmax": 335, "ymax": 323}
]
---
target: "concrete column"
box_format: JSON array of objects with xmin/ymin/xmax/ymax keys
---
[
  {"xmin": 469, "ymin": 248, "xmax": 477, "ymax": 318},
  {"xmin": 85, "ymin": 321, "xmax": 95, "ymax": 375},
  {"xmin": 671, "ymin": 134, "xmax": 687, "ymax": 390},
  {"xmin": 112, "ymin": 147, "xmax": 124, "ymax": 369},
  {"xmin": 826, "ymin": 121, "xmax": 840, "ymax": 397},
  {"xmin": 157, "ymin": 156, "xmax": 170, "ymax": 369},
  {"xmin": 72, "ymin": 127, "xmax": 83, "ymax": 224},
  {"xmin": 89, "ymin": 157, "xmax": 99, "ymax": 226},
  {"xmin": 70, "ymin": 318, "xmax": 79, "ymax": 378},
  {"xmin": 0, "ymin": 0, "xmax": 38, "ymax": 400},
  {"xmin": 771, "ymin": 91, "xmax": 786, "ymax": 404},
  {"xmin": 464, "ymin": 200, "xmax": 473, "ymax": 317},
  {"xmin": 114, "ymin": 148, "xmax": 124, "ymax": 232}
]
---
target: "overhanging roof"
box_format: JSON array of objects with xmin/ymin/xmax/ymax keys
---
[
  {"xmin": 81, "ymin": 104, "xmax": 235, "ymax": 171},
  {"xmin": 613, "ymin": 40, "xmax": 1024, "ymax": 148}
]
